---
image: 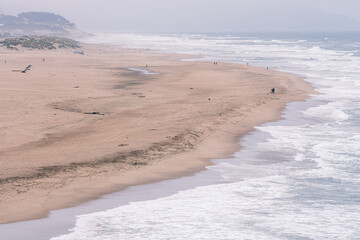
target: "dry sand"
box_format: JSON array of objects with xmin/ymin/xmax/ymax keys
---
[{"xmin": 0, "ymin": 44, "xmax": 314, "ymax": 223}]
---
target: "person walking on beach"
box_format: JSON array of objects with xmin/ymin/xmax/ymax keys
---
[{"xmin": 271, "ymin": 88, "xmax": 275, "ymax": 94}]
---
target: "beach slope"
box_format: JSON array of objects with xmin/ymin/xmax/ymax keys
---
[{"xmin": 0, "ymin": 45, "xmax": 313, "ymax": 223}]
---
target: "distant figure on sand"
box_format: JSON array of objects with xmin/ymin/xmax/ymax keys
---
[{"xmin": 271, "ymin": 88, "xmax": 275, "ymax": 94}]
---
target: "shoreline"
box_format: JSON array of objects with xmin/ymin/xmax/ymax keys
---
[
  {"xmin": 0, "ymin": 98, "xmax": 321, "ymax": 240},
  {"xmin": 0, "ymin": 44, "xmax": 314, "ymax": 224}
]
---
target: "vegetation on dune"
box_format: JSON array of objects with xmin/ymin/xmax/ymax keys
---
[{"xmin": 0, "ymin": 35, "xmax": 81, "ymax": 50}]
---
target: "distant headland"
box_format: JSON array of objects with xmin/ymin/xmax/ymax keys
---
[{"xmin": 0, "ymin": 12, "xmax": 90, "ymax": 39}]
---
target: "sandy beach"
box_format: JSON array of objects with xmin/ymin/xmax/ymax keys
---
[{"xmin": 0, "ymin": 44, "xmax": 313, "ymax": 224}]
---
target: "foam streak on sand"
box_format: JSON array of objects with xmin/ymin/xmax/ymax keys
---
[
  {"xmin": 0, "ymin": 43, "xmax": 312, "ymax": 225},
  {"xmin": 127, "ymin": 68, "xmax": 159, "ymax": 75}
]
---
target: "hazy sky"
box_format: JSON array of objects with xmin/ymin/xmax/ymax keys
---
[{"xmin": 1, "ymin": 0, "xmax": 360, "ymax": 32}]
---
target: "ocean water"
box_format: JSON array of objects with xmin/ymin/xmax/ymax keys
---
[
  {"xmin": 4, "ymin": 32, "xmax": 360, "ymax": 239},
  {"xmin": 50, "ymin": 32, "xmax": 360, "ymax": 240}
]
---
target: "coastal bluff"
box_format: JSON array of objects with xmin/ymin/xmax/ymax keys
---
[{"xmin": 0, "ymin": 12, "xmax": 89, "ymax": 38}]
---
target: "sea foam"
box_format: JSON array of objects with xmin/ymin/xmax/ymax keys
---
[{"xmin": 52, "ymin": 32, "xmax": 360, "ymax": 239}]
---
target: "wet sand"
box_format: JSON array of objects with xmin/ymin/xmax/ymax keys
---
[{"xmin": 0, "ymin": 44, "xmax": 314, "ymax": 223}]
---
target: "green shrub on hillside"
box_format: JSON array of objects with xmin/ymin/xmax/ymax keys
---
[{"xmin": 0, "ymin": 36, "xmax": 81, "ymax": 50}]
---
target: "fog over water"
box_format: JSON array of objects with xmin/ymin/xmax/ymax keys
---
[{"xmin": 1, "ymin": 0, "xmax": 360, "ymax": 32}]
